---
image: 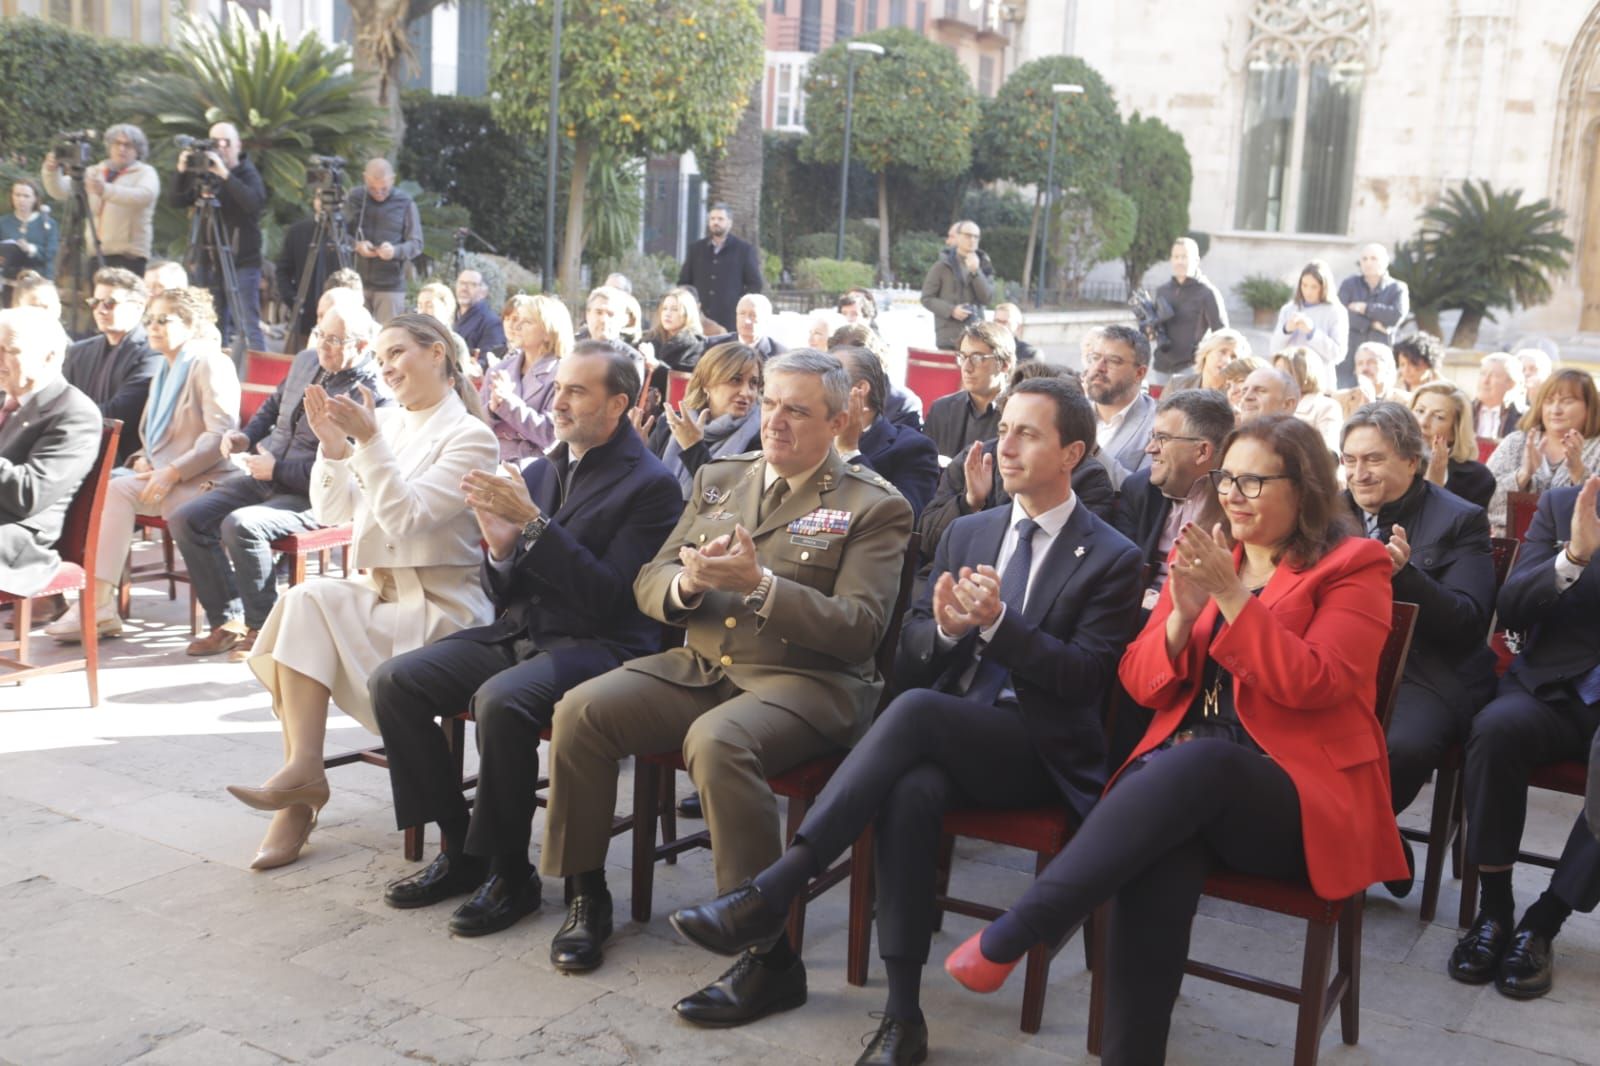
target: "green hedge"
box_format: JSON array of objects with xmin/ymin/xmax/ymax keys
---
[
  {"xmin": 793, "ymin": 230, "xmax": 871, "ymax": 265},
  {"xmin": 983, "ymin": 226, "xmax": 1031, "ymax": 285},
  {"xmin": 399, "ymin": 90, "xmax": 549, "ymax": 268},
  {"xmin": 891, "ymin": 230, "xmax": 945, "ymax": 284},
  {"xmin": 794, "ymin": 257, "xmax": 874, "ymax": 293},
  {"xmin": 0, "ymin": 19, "xmax": 166, "ymax": 166}
]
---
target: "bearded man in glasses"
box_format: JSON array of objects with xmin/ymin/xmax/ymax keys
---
[{"xmin": 61, "ymin": 266, "xmax": 158, "ymax": 465}]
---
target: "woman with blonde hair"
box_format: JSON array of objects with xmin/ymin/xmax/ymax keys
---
[
  {"xmin": 480, "ymin": 293, "xmax": 574, "ymax": 463},
  {"xmin": 1410, "ymin": 382, "xmax": 1494, "ymax": 509},
  {"xmin": 1271, "ymin": 260, "xmax": 1348, "ymax": 374},
  {"xmin": 1274, "ymin": 346, "xmax": 1342, "ymax": 452},
  {"xmin": 1171, "ymin": 328, "xmax": 1251, "ymax": 393},
  {"xmin": 47, "ymin": 286, "xmax": 238, "ymax": 640},
  {"xmin": 1485, "ymin": 368, "xmax": 1600, "ymax": 534},
  {"xmin": 227, "ymin": 313, "xmax": 498, "ymax": 870},
  {"xmin": 643, "ymin": 341, "xmax": 762, "ymax": 497}
]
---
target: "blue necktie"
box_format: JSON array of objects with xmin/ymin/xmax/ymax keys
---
[{"xmin": 965, "ymin": 518, "xmax": 1040, "ymax": 705}]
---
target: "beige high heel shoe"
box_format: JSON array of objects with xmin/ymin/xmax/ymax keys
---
[
  {"xmin": 226, "ymin": 775, "xmax": 330, "ymax": 813},
  {"xmin": 248, "ymin": 802, "xmax": 324, "ymax": 871}
]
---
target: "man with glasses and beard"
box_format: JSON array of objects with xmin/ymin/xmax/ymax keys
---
[
  {"xmin": 60, "ymin": 267, "xmax": 159, "ymax": 465},
  {"xmin": 1083, "ymin": 324, "xmax": 1158, "ymax": 488}
]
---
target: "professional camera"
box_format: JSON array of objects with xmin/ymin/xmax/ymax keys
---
[
  {"xmin": 305, "ymin": 155, "xmax": 348, "ymax": 207},
  {"xmin": 174, "ymin": 135, "xmax": 220, "ymax": 175},
  {"xmin": 1129, "ymin": 288, "xmax": 1174, "ymax": 357},
  {"xmin": 52, "ymin": 130, "xmax": 97, "ymax": 177}
]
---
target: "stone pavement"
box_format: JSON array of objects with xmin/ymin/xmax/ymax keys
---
[{"xmin": 2, "ymin": 555, "xmax": 1597, "ymax": 1065}]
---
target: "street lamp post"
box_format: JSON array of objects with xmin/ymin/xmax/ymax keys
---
[
  {"xmin": 836, "ymin": 41, "xmax": 886, "ymax": 261},
  {"xmin": 1034, "ymin": 82, "xmax": 1084, "ymax": 309},
  {"xmin": 542, "ymin": 0, "xmax": 564, "ymax": 293}
]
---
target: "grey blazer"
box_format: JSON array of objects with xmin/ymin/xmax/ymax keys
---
[
  {"xmin": 1099, "ymin": 391, "xmax": 1157, "ymax": 489},
  {"xmin": 0, "ymin": 377, "xmax": 104, "ymax": 595}
]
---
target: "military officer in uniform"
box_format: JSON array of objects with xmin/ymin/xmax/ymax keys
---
[{"xmin": 539, "ymin": 349, "xmax": 914, "ymax": 1027}]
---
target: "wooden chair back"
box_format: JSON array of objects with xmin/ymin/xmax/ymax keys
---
[
  {"xmin": 1507, "ymin": 490, "xmax": 1539, "ymax": 542},
  {"xmin": 59, "ymin": 420, "xmax": 122, "ymax": 582},
  {"xmin": 1376, "ymin": 601, "xmax": 1418, "ymax": 732}
]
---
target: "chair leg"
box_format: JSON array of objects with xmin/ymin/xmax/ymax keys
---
[
  {"xmin": 161, "ymin": 530, "xmax": 177, "ymax": 600},
  {"xmin": 319, "ymin": 548, "xmax": 330, "ymax": 577},
  {"xmin": 403, "ymin": 825, "xmax": 423, "ymax": 862},
  {"xmin": 1337, "ymin": 893, "xmax": 1364, "ymax": 1046},
  {"xmin": 12, "ymin": 595, "xmax": 31, "ymax": 665},
  {"xmin": 437, "ymin": 716, "xmax": 467, "ymax": 855},
  {"xmin": 784, "ymin": 794, "xmax": 811, "ymax": 954},
  {"xmin": 340, "ymin": 544, "xmax": 351, "ymax": 577},
  {"xmin": 632, "ymin": 759, "xmax": 663, "ymax": 924},
  {"xmin": 846, "ymin": 826, "xmax": 874, "ymax": 987},
  {"xmin": 1451, "ymin": 783, "xmax": 1466, "ymax": 879},
  {"xmin": 660, "ymin": 769, "xmax": 678, "ymax": 864},
  {"xmin": 289, "ymin": 551, "xmax": 307, "ymax": 586},
  {"xmin": 929, "ymin": 832, "xmax": 955, "ymax": 933},
  {"xmin": 1293, "ymin": 918, "xmax": 1335, "ymax": 1066},
  {"xmin": 1086, "ymin": 901, "xmax": 1110, "ymax": 1055},
  {"xmin": 117, "ymin": 574, "xmax": 131, "ymax": 620},
  {"xmin": 1019, "ymin": 847, "xmax": 1055, "ymax": 1035},
  {"xmin": 1419, "ymin": 762, "xmax": 1459, "ymax": 923},
  {"xmin": 77, "ymin": 591, "xmax": 100, "ymax": 708},
  {"xmin": 188, "ymin": 582, "xmax": 201, "ymax": 638}
]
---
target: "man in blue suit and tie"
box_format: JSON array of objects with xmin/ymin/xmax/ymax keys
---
[
  {"xmin": 369, "ymin": 340, "xmax": 683, "ymax": 937},
  {"xmin": 669, "ymin": 376, "xmax": 1143, "ymax": 1063}
]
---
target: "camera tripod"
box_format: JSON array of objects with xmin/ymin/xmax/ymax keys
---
[
  {"xmin": 185, "ymin": 176, "xmax": 251, "ymax": 367},
  {"xmin": 282, "ymin": 189, "xmax": 354, "ymax": 355},
  {"xmin": 53, "ymin": 170, "xmax": 107, "ymax": 338}
]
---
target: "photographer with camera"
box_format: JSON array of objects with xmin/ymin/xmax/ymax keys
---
[
  {"xmin": 172, "ymin": 123, "xmax": 267, "ymax": 352},
  {"xmin": 40, "ymin": 125, "xmax": 160, "ymax": 277},
  {"xmin": 344, "ymin": 158, "xmax": 421, "ymax": 325},
  {"xmin": 921, "ymin": 220, "xmax": 994, "ymax": 351}
]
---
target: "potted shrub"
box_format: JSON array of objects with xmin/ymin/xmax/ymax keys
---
[{"xmin": 1236, "ymin": 274, "xmax": 1293, "ymax": 328}]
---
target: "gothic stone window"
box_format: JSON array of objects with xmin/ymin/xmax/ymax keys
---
[{"xmin": 1234, "ymin": 0, "xmax": 1373, "ymax": 235}]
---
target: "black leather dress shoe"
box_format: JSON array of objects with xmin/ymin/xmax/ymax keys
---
[
  {"xmin": 1448, "ymin": 912, "xmax": 1512, "ymax": 985},
  {"xmin": 673, "ymin": 951, "xmax": 807, "ymax": 1028},
  {"xmin": 670, "ymin": 883, "xmax": 785, "ymax": 957},
  {"xmin": 384, "ymin": 852, "xmax": 486, "ymax": 909},
  {"xmin": 448, "ymin": 870, "xmax": 543, "ymax": 936},
  {"xmin": 1494, "ymin": 929, "xmax": 1554, "ymax": 999},
  {"xmin": 1382, "ymin": 837, "xmax": 1416, "ymax": 899},
  {"xmin": 677, "ymin": 792, "xmax": 703, "ymax": 819},
  {"xmin": 856, "ymin": 1013, "xmax": 929, "ymax": 1065},
  {"xmin": 550, "ymin": 892, "xmax": 613, "ymax": 973}
]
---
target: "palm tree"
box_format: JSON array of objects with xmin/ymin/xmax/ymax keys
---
[
  {"xmin": 1419, "ymin": 180, "xmax": 1573, "ymax": 347},
  {"xmin": 702, "ymin": 86, "xmax": 765, "ymax": 249},
  {"xmin": 347, "ymin": 0, "xmax": 454, "ymax": 150}
]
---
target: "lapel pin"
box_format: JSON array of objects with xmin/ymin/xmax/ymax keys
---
[{"xmin": 1074, "ymin": 546, "xmax": 1086, "ymax": 558}]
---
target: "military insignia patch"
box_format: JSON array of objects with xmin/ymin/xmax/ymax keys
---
[{"xmin": 789, "ymin": 508, "xmax": 851, "ymax": 535}]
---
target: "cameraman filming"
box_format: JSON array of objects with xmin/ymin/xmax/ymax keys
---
[
  {"xmin": 40, "ymin": 124, "xmax": 159, "ymax": 277},
  {"xmin": 172, "ymin": 122, "xmax": 267, "ymax": 351}
]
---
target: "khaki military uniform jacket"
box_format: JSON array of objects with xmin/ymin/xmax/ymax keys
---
[{"xmin": 630, "ymin": 448, "xmax": 914, "ymax": 746}]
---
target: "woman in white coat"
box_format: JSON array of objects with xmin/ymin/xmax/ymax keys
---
[
  {"xmin": 1270, "ymin": 260, "xmax": 1348, "ymax": 375},
  {"xmin": 227, "ymin": 313, "xmax": 498, "ymax": 870}
]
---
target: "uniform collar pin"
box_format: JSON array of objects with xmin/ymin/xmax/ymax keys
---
[{"xmin": 1074, "ymin": 546, "xmax": 1086, "ymax": 558}]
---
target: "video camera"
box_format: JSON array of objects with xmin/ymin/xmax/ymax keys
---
[
  {"xmin": 305, "ymin": 155, "xmax": 348, "ymax": 210},
  {"xmin": 174, "ymin": 135, "xmax": 221, "ymax": 175},
  {"xmin": 52, "ymin": 130, "xmax": 97, "ymax": 177}
]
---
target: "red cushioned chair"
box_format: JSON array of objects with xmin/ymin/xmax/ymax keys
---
[
  {"xmin": 904, "ymin": 348, "xmax": 961, "ymax": 413},
  {"xmin": 1507, "ymin": 490, "xmax": 1540, "ymax": 543},
  {"xmin": 0, "ymin": 420, "xmax": 121, "ymax": 706},
  {"xmin": 1477, "ymin": 437, "xmax": 1498, "ymax": 464},
  {"xmin": 1085, "ymin": 600, "xmax": 1417, "ymax": 1066},
  {"xmin": 270, "ymin": 524, "xmax": 353, "ymax": 586},
  {"xmin": 627, "ymin": 533, "xmax": 922, "ymax": 954}
]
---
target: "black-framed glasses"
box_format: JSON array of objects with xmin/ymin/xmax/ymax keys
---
[
  {"xmin": 955, "ymin": 351, "xmax": 997, "ymax": 368},
  {"xmin": 1209, "ymin": 469, "xmax": 1292, "ymax": 498},
  {"xmin": 1148, "ymin": 432, "xmax": 1207, "ymax": 449}
]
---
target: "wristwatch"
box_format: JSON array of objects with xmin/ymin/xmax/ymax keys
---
[
  {"xmin": 519, "ymin": 514, "xmax": 549, "ymax": 549},
  {"xmin": 744, "ymin": 567, "xmax": 775, "ymax": 611}
]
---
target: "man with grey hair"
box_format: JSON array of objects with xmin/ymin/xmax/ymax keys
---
[
  {"xmin": 0, "ymin": 306, "xmax": 103, "ymax": 596},
  {"xmin": 41, "ymin": 123, "xmax": 160, "ymax": 278},
  {"xmin": 345, "ymin": 158, "xmax": 422, "ymax": 324},
  {"xmin": 705, "ymin": 293, "xmax": 787, "ymax": 360},
  {"xmin": 168, "ymin": 301, "xmax": 385, "ymax": 659},
  {"xmin": 1338, "ymin": 243, "xmax": 1410, "ymax": 387},
  {"xmin": 538, "ymin": 348, "xmax": 913, "ymax": 1026},
  {"xmin": 1237, "ymin": 366, "xmax": 1300, "ymax": 420},
  {"xmin": 1339, "ymin": 400, "xmax": 1496, "ymax": 899},
  {"xmin": 678, "ymin": 203, "xmax": 764, "ymax": 334},
  {"xmin": 173, "ymin": 120, "xmax": 267, "ymax": 350},
  {"xmin": 1151, "ymin": 237, "xmax": 1227, "ymax": 386},
  {"xmin": 1475, "ymin": 352, "xmax": 1521, "ymax": 439}
]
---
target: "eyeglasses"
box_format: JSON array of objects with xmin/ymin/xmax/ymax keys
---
[
  {"xmin": 955, "ymin": 351, "xmax": 997, "ymax": 368},
  {"xmin": 1208, "ymin": 469, "xmax": 1292, "ymax": 498},
  {"xmin": 312, "ymin": 329, "xmax": 355, "ymax": 349},
  {"xmin": 142, "ymin": 314, "xmax": 179, "ymax": 327},
  {"xmin": 958, "ymin": 229, "xmax": 980, "ymax": 238},
  {"xmin": 1083, "ymin": 351, "xmax": 1132, "ymax": 369},
  {"xmin": 86, "ymin": 297, "xmax": 123, "ymax": 310},
  {"xmin": 1148, "ymin": 432, "xmax": 1207, "ymax": 449}
]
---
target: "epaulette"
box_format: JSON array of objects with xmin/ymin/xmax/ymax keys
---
[
  {"xmin": 708, "ymin": 450, "xmax": 763, "ymax": 464},
  {"xmin": 842, "ymin": 462, "xmax": 898, "ymax": 495}
]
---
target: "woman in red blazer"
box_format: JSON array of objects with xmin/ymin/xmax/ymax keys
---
[{"xmin": 946, "ymin": 415, "xmax": 1408, "ymax": 1064}]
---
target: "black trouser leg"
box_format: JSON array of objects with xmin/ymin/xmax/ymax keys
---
[
  {"xmin": 1386, "ymin": 680, "xmax": 1467, "ymax": 814},
  {"xmin": 1550, "ymin": 810, "xmax": 1600, "ymax": 913},
  {"xmin": 461, "ymin": 647, "xmax": 619, "ymax": 858},
  {"xmin": 370, "ymin": 637, "xmax": 518, "ymax": 832},
  {"xmin": 1464, "ymin": 675, "xmax": 1599, "ymax": 868}
]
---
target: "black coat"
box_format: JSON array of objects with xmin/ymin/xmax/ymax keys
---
[
  {"xmin": 455, "ymin": 299, "xmax": 507, "ymax": 358},
  {"xmin": 896, "ymin": 501, "xmax": 1143, "ymax": 822},
  {"xmin": 923, "ymin": 389, "xmax": 1000, "ymax": 460},
  {"xmin": 1498, "ymin": 485, "xmax": 1600, "ymax": 696},
  {"xmin": 854, "ymin": 415, "xmax": 941, "ymax": 519},
  {"xmin": 0, "ymin": 377, "xmax": 104, "ymax": 596},
  {"xmin": 677, "ymin": 233, "xmax": 764, "ymax": 333},
  {"xmin": 173, "ymin": 155, "xmax": 267, "ymax": 269},
  {"xmin": 1445, "ymin": 459, "xmax": 1495, "ymax": 512},
  {"xmin": 447, "ymin": 419, "xmax": 683, "ymax": 662},
  {"xmin": 1110, "ymin": 468, "xmax": 1170, "ymax": 573},
  {"xmin": 61, "ymin": 327, "xmax": 160, "ymax": 465},
  {"xmin": 275, "ymin": 216, "xmax": 343, "ymax": 338}
]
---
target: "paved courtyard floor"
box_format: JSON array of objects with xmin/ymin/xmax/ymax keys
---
[{"xmin": 2, "ymin": 550, "xmax": 1597, "ymax": 1065}]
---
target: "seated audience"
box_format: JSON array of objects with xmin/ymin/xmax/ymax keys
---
[
  {"xmin": 1084, "ymin": 324, "xmax": 1158, "ymax": 486},
  {"xmin": 46, "ymin": 287, "xmax": 239, "ymax": 641},
  {"xmin": 1113, "ymin": 389, "xmax": 1232, "ymax": 609},
  {"xmin": 941, "ymin": 416, "xmax": 1405, "ymax": 1065},
  {"xmin": 1339, "ymin": 401, "xmax": 1497, "ymax": 896},
  {"xmin": 143, "ymin": 260, "xmax": 188, "ymax": 300},
  {"xmin": 416, "ymin": 281, "xmax": 477, "ymax": 380},
  {"xmin": 453, "ymin": 268, "xmax": 506, "ymax": 359},
  {"xmin": 704, "ymin": 293, "xmax": 786, "ymax": 360},
  {"xmin": 12, "ymin": 271, "xmax": 61, "ymax": 319},
  {"xmin": 1449, "ymin": 479, "xmax": 1600, "ymax": 999},
  {"xmin": 537, "ymin": 352, "xmax": 911, "ymax": 1019},
  {"xmin": 645, "ymin": 341, "xmax": 763, "ymax": 496},
  {"xmin": 61, "ymin": 267, "xmax": 159, "ymax": 465},
  {"xmin": 168, "ymin": 300, "xmax": 383, "ymax": 660},
  {"xmin": 1218, "ymin": 354, "xmax": 1270, "ymax": 414},
  {"xmin": 225, "ymin": 314, "xmax": 498, "ymax": 870},
  {"xmin": 833, "ymin": 345, "xmax": 940, "ymax": 517},
  {"xmin": 1394, "ymin": 332, "xmax": 1445, "ymax": 392},
  {"xmin": 370, "ymin": 341, "xmax": 682, "ymax": 935},
  {"xmin": 1236, "ymin": 365, "xmax": 1300, "ymax": 421},
  {"xmin": 1168, "ymin": 328, "xmax": 1250, "ymax": 394},
  {"xmin": 806, "ymin": 308, "xmax": 845, "ymax": 352},
  {"xmin": 827, "ymin": 322, "xmax": 922, "ymax": 430},
  {"xmin": 481, "ymin": 294, "xmax": 574, "ymax": 464},
  {"xmin": 1508, "ymin": 347, "xmax": 1556, "ymax": 415},
  {"xmin": 991, "ymin": 302, "xmax": 1039, "ymax": 362},
  {"xmin": 1473, "ymin": 351, "xmax": 1522, "ymax": 440},
  {"xmin": 0, "ymin": 307, "xmax": 102, "ymax": 595},
  {"xmin": 1270, "ymin": 259, "xmax": 1348, "ymax": 375},
  {"xmin": 1337, "ymin": 341, "xmax": 1409, "ymax": 420},
  {"xmin": 1486, "ymin": 369, "xmax": 1600, "ymax": 535},
  {"xmin": 836, "ymin": 288, "xmax": 878, "ymax": 331},
  {"xmin": 1411, "ymin": 382, "xmax": 1495, "ymax": 509},
  {"xmin": 924, "ymin": 321, "xmax": 1014, "ymax": 460},
  {"xmin": 644, "ymin": 287, "xmax": 707, "ymax": 375},
  {"xmin": 1274, "ymin": 346, "xmax": 1342, "ymax": 452},
  {"xmin": 669, "ymin": 376, "xmax": 1142, "ymax": 1059}
]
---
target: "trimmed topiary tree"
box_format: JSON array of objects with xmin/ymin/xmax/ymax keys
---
[{"xmin": 1119, "ymin": 111, "xmax": 1192, "ymax": 289}]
